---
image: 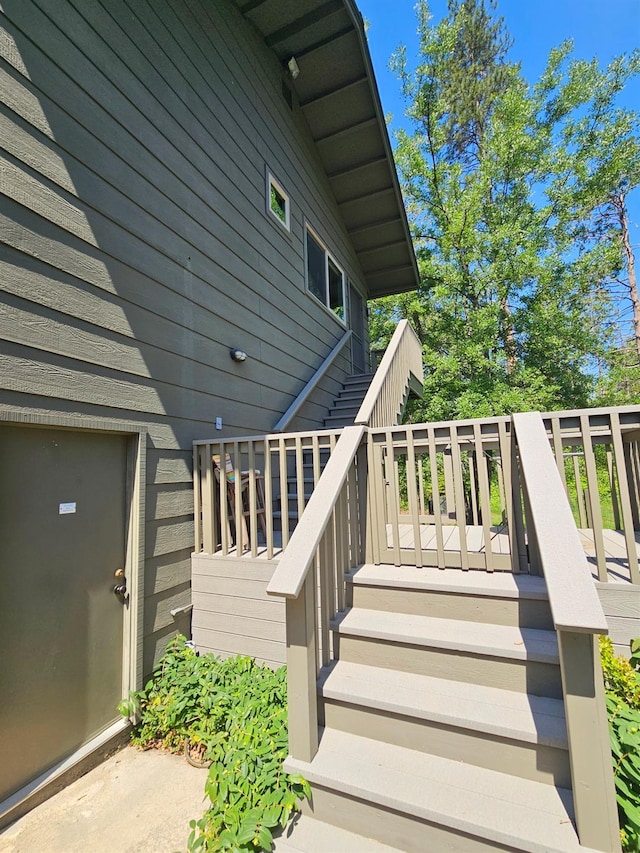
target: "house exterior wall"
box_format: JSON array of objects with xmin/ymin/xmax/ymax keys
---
[
  {"xmin": 0, "ymin": 0, "xmax": 370, "ymax": 672},
  {"xmin": 596, "ymin": 583, "xmax": 640, "ymax": 658}
]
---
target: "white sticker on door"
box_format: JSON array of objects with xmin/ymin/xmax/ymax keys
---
[{"xmin": 59, "ymin": 502, "xmax": 77, "ymax": 514}]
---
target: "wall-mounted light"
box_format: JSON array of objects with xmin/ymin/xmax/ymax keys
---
[
  {"xmin": 230, "ymin": 348, "xmax": 247, "ymax": 362},
  {"xmin": 287, "ymin": 56, "xmax": 300, "ymax": 80}
]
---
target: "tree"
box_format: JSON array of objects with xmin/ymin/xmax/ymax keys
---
[{"xmin": 374, "ymin": 0, "xmax": 640, "ymax": 422}]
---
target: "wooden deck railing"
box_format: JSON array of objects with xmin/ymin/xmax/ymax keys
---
[
  {"xmin": 513, "ymin": 412, "xmax": 620, "ymax": 852},
  {"xmin": 366, "ymin": 416, "xmax": 520, "ymax": 572},
  {"xmin": 365, "ymin": 406, "xmax": 640, "ymax": 584},
  {"xmin": 193, "ymin": 428, "xmax": 342, "ymax": 558},
  {"xmin": 354, "ymin": 319, "xmax": 423, "ymax": 428},
  {"xmin": 265, "ymin": 426, "xmax": 367, "ymax": 761},
  {"xmin": 263, "ymin": 409, "xmax": 629, "ymax": 849},
  {"xmin": 540, "ymin": 406, "xmax": 640, "ymax": 584}
]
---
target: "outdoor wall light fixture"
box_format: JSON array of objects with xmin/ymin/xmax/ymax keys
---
[
  {"xmin": 287, "ymin": 56, "xmax": 300, "ymax": 79},
  {"xmin": 230, "ymin": 348, "xmax": 247, "ymax": 362}
]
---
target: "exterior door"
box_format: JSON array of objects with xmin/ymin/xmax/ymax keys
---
[
  {"xmin": 0, "ymin": 425, "xmax": 127, "ymax": 803},
  {"xmin": 349, "ymin": 283, "xmax": 366, "ymax": 374}
]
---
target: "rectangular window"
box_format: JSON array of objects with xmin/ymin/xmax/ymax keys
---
[
  {"xmin": 305, "ymin": 225, "xmax": 346, "ymax": 324},
  {"xmin": 267, "ymin": 172, "xmax": 290, "ymax": 231}
]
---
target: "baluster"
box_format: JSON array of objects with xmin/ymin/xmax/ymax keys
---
[
  {"xmin": 248, "ymin": 441, "xmax": 258, "ymax": 558},
  {"xmin": 406, "ymin": 429, "xmax": 422, "ymax": 567},
  {"xmin": 264, "ymin": 438, "xmax": 274, "ymax": 559},
  {"xmin": 610, "ymin": 412, "xmax": 640, "ymax": 584},
  {"xmin": 428, "ymin": 426, "xmax": 445, "ymax": 569},
  {"xmin": 450, "ymin": 425, "xmax": 469, "ymax": 570},
  {"xmin": 606, "ymin": 446, "xmax": 621, "ymax": 531},
  {"xmin": 386, "ymin": 429, "xmax": 402, "ymax": 566},
  {"xmin": 279, "ymin": 437, "xmax": 289, "ymax": 548},
  {"xmin": 474, "ymin": 423, "xmax": 494, "ymax": 571},
  {"xmin": 580, "ymin": 414, "xmax": 607, "ymax": 582}
]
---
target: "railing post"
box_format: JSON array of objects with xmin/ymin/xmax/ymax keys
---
[
  {"xmin": 557, "ymin": 631, "xmax": 621, "ymax": 852},
  {"xmin": 285, "ymin": 573, "xmax": 319, "ymax": 763}
]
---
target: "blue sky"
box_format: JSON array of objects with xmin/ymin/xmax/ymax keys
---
[{"xmin": 358, "ymin": 0, "xmax": 640, "ymax": 246}]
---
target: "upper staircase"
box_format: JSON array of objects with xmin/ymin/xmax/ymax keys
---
[{"xmin": 323, "ymin": 373, "xmax": 374, "ymax": 429}]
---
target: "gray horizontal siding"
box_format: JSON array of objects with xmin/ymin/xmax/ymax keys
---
[
  {"xmin": 0, "ymin": 0, "xmax": 370, "ymax": 663},
  {"xmin": 192, "ymin": 554, "xmax": 286, "ymax": 668},
  {"xmin": 596, "ymin": 583, "xmax": 640, "ymax": 657}
]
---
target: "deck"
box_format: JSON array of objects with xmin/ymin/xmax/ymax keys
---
[{"xmin": 202, "ymin": 521, "xmax": 638, "ymax": 584}]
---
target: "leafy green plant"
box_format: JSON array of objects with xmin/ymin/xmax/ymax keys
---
[
  {"xmin": 600, "ymin": 636, "xmax": 640, "ymax": 851},
  {"xmin": 119, "ymin": 636, "xmax": 309, "ymax": 852}
]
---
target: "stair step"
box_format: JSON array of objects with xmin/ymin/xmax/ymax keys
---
[
  {"xmin": 324, "ymin": 415, "xmax": 356, "ymax": 427},
  {"xmin": 320, "ymin": 660, "xmax": 567, "ymax": 750},
  {"xmin": 343, "ymin": 373, "xmax": 374, "ymax": 385},
  {"xmin": 346, "ymin": 565, "xmax": 554, "ymax": 629},
  {"xmin": 348, "ymin": 564, "xmax": 549, "ymax": 599},
  {"xmin": 327, "ymin": 406, "xmax": 360, "ymax": 421},
  {"xmin": 331, "ymin": 399, "xmax": 361, "ymax": 412},
  {"xmin": 319, "ymin": 660, "xmax": 570, "ymax": 786},
  {"xmin": 335, "ymin": 389, "xmax": 369, "ymax": 402},
  {"xmin": 285, "ymin": 729, "xmax": 581, "ymax": 853},
  {"xmin": 332, "ymin": 608, "xmax": 559, "ymax": 664},
  {"xmin": 332, "ymin": 608, "xmax": 562, "ymax": 697}
]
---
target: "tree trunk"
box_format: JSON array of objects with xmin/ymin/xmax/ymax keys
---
[
  {"xmin": 613, "ymin": 190, "xmax": 640, "ymax": 363},
  {"xmin": 501, "ymin": 296, "xmax": 517, "ymax": 373}
]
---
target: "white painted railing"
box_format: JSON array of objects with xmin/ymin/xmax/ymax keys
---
[{"xmin": 355, "ymin": 319, "xmax": 423, "ymax": 428}]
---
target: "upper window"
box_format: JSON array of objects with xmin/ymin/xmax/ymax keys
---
[
  {"xmin": 305, "ymin": 226, "xmax": 346, "ymax": 323},
  {"xmin": 267, "ymin": 172, "xmax": 290, "ymax": 231}
]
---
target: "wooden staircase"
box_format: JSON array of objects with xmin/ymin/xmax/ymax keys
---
[
  {"xmin": 285, "ymin": 564, "xmax": 596, "ymax": 853},
  {"xmin": 323, "ymin": 373, "xmax": 374, "ymax": 428}
]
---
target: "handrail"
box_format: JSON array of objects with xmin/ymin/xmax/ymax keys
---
[
  {"xmin": 272, "ymin": 330, "xmax": 352, "ymax": 432},
  {"xmin": 355, "ymin": 319, "xmax": 423, "ymax": 427},
  {"xmin": 513, "ymin": 412, "xmax": 608, "ymax": 633},
  {"xmin": 193, "ymin": 425, "xmax": 341, "ymax": 447},
  {"xmin": 266, "ymin": 425, "xmax": 365, "ymax": 599},
  {"xmin": 513, "ymin": 412, "xmax": 619, "ymax": 852}
]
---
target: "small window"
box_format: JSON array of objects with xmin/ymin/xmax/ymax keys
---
[
  {"xmin": 305, "ymin": 225, "xmax": 346, "ymax": 324},
  {"xmin": 267, "ymin": 172, "xmax": 290, "ymax": 231}
]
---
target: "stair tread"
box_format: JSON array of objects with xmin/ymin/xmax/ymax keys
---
[
  {"xmin": 285, "ymin": 729, "xmax": 580, "ymax": 853},
  {"xmin": 336, "ymin": 390, "xmax": 369, "ymax": 400},
  {"xmin": 320, "ymin": 660, "xmax": 567, "ymax": 748},
  {"xmin": 348, "ymin": 563, "xmax": 549, "ymax": 600},
  {"xmin": 332, "ymin": 402, "xmax": 364, "ymax": 410},
  {"xmin": 332, "ymin": 608, "xmax": 559, "ymax": 663}
]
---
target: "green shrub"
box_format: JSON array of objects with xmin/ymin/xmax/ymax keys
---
[
  {"xmin": 119, "ymin": 636, "xmax": 309, "ymax": 852},
  {"xmin": 600, "ymin": 637, "xmax": 640, "ymax": 852}
]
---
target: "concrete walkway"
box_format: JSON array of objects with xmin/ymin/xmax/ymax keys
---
[{"xmin": 0, "ymin": 747, "xmax": 400, "ymax": 853}]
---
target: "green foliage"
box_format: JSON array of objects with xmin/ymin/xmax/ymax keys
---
[
  {"xmin": 600, "ymin": 636, "xmax": 640, "ymax": 851},
  {"xmin": 119, "ymin": 636, "xmax": 309, "ymax": 852},
  {"xmin": 375, "ymin": 0, "xmax": 640, "ymax": 421}
]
